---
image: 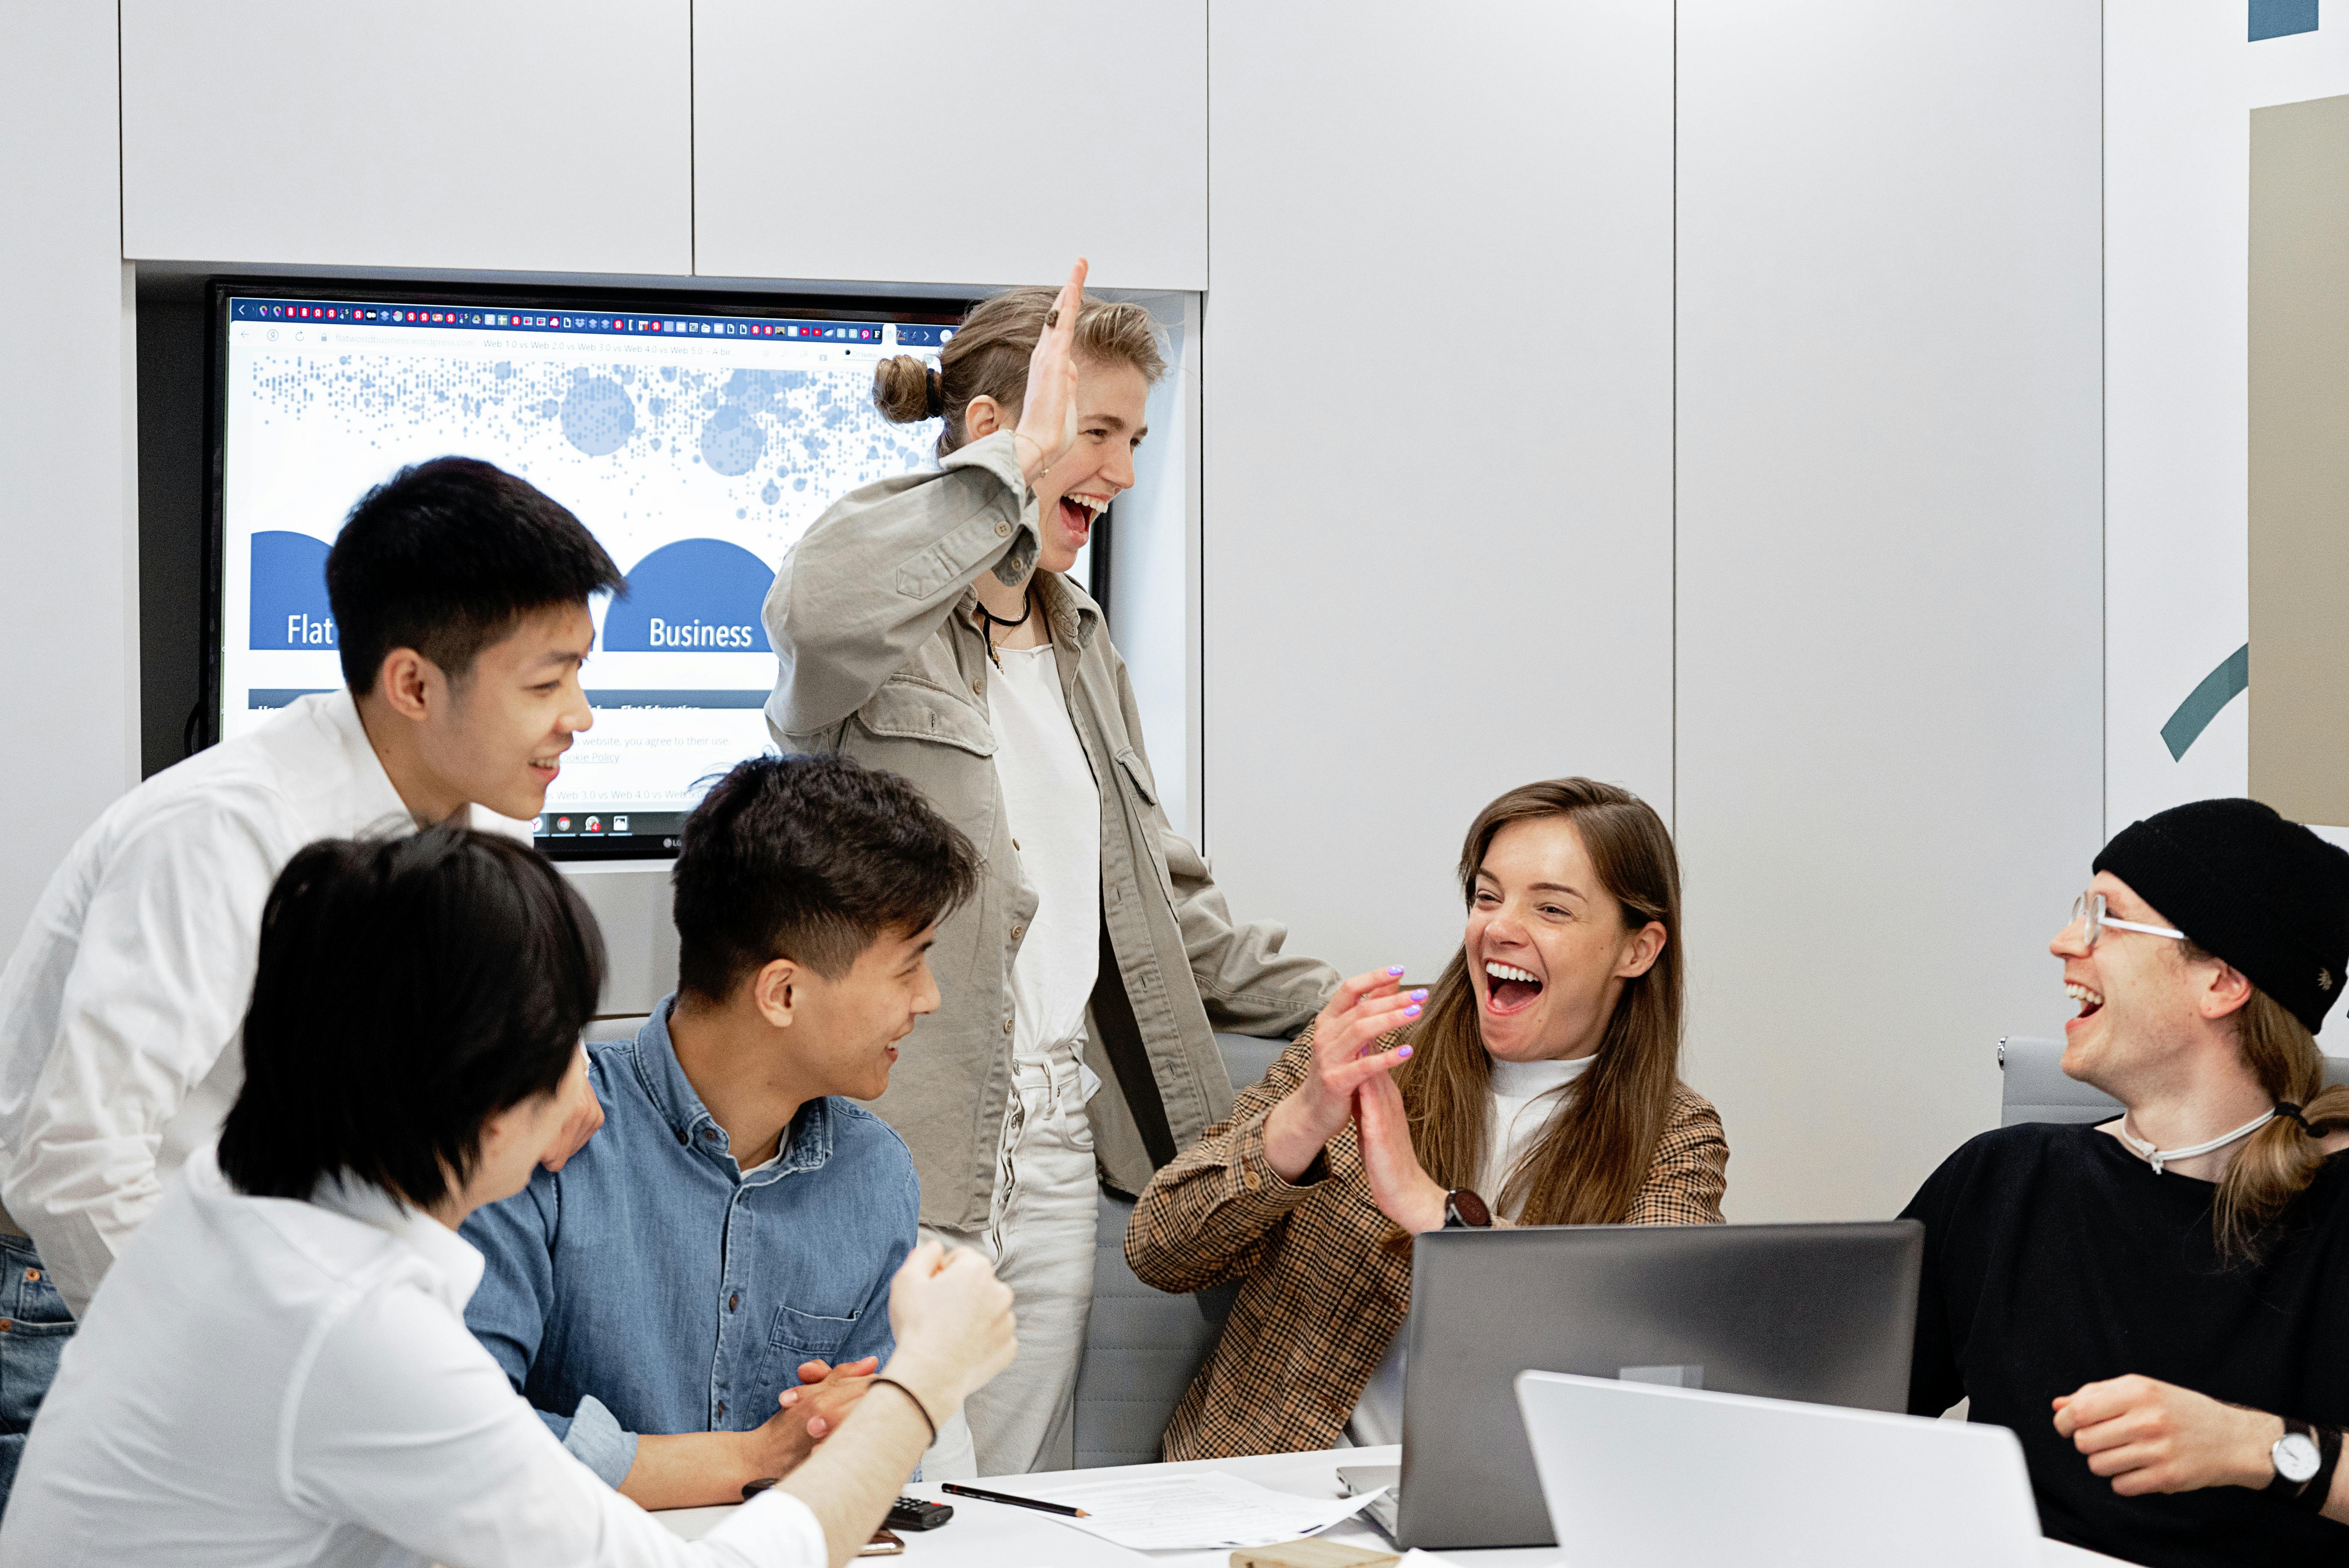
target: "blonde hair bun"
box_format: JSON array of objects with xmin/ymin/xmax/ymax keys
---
[{"xmin": 872, "ymin": 354, "xmax": 943, "ymax": 423}]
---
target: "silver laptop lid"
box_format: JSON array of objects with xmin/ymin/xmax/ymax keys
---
[
  {"xmin": 1392, "ymin": 1220, "xmax": 1922, "ymax": 1550},
  {"xmin": 1514, "ymin": 1370, "xmax": 2039, "ymax": 1567}
]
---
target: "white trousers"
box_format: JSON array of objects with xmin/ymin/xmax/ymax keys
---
[{"xmin": 918, "ymin": 1042, "xmax": 1099, "ymax": 1479}]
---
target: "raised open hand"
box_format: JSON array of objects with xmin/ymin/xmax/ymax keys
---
[
  {"xmin": 1014, "ymin": 257, "xmax": 1087, "ymax": 488},
  {"xmin": 1263, "ymin": 967, "xmax": 1424, "ymax": 1181},
  {"xmin": 1354, "ymin": 1069, "xmax": 1447, "ymax": 1234}
]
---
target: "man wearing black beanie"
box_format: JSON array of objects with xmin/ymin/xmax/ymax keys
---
[{"xmin": 1903, "ymin": 798, "xmax": 2349, "ymax": 1567}]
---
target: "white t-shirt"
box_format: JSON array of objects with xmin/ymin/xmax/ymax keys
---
[
  {"xmin": 1347, "ymin": 1053, "xmax": 1596, "ymax": 1447},
  {"xmin": 986, "ymin": 642, "xmax": 1102, "ymax": 1061},
  {"xmin": 0, "ymin": 1148, "xmax": 824, "ymax": 1567}
]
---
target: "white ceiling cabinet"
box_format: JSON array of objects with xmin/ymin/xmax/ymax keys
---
[
  {"xmin": 692, "ymin": 0, "xmax": 1205, "ymax": 289},
  {"xmin": 120, "ymin": 0, "xmax": 692, "ymax": 276}
]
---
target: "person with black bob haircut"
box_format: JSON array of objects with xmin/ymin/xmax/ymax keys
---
[
  {"xmin": 463, "ymin": 752, "xmax": 986, "ymax": 1507},
  {"xmin": 0, "ymin": 455, "xmax": 623, "ymax": 1507},
  {"xmin": 0, "ymin": 824, "xmax": 1015, "ymax": 1568}
]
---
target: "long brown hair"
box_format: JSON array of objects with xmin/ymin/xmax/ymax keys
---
[
  {"xmin": 872, "ymin": 287, "xmax": 1166, "ymax": 458},
  {"xmin": 2196, "ymin": 940, "xmax": 2349, "ymax": 1258},
  {"xmin": 1397, "ymin": 778, "xmax": 1687, "ymax": 1225}
]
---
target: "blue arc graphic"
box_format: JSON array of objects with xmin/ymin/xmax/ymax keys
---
[{"xmin": 2161, "ymin": 644, "xmax": 2250, "ymax": 761}]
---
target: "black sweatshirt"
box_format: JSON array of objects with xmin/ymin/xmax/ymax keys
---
[{"xmin": 1901, "ymin": 1122, "xmax": 2349, "ymax": 1567}]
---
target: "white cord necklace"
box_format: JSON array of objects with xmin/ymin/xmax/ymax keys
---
[{"xmin": 2118, "ymin": 1108, "xmax": 2277, "ymax": 1175}]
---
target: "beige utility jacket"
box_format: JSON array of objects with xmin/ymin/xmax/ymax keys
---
[{"xmin": 762, "ymin": 432, "xmax": 1338, "ymax": 1228}]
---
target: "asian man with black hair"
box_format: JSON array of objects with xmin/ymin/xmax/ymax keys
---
[
  {"xmin": 461, "ymin": 752, "xmax": 984, "ymax": 1508},
  {"xmin": 0, "ymin": 824, "xmax": 1015, "ymax": 1568},
  {"xmin": 0, "ymin": 457, "xmax": 622, "ymax": 1506}
]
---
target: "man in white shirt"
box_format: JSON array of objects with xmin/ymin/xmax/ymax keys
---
[
  {"xmin": 0, "ymin": 824, "xmax": 1014, "ymax": 1568},
  {"xmin": 0, "ymin": 456, "xmax": 621, "ymax": 1505}
]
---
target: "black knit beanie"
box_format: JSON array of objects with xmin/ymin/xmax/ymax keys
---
[{"xmin": 2092, "ymin": 798, "xmax": 2349, "ymax": 1035}]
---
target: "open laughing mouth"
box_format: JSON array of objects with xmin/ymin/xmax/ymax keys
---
[
  {"xmin": 2065, "ymin": 980, "xmax": 2104, "ymax": 1022},
  {"xmin": 1059, "ymin": 493, "xmax": 1108, "ymax": 543},
  {"xmin": 1485, "ymin": 960, "xmax": 1545, "ymax": 1016}
]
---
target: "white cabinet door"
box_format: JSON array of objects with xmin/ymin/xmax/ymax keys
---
[
  {"xmin": 1201, "ymin": 3, "xmax": 1676, "ymax": 978},
  {"xmin": 693, "ymin": 0, "xmax": 1204, "ymax": 289},
  {"xmin": 121, "ymin": 0, "xmax": 691, "ymax": 275}
]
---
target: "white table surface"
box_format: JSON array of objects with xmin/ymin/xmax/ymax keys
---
[{"xmin": 652, "ymin": 1444, "xmax": 2135, "ymax": 1566}]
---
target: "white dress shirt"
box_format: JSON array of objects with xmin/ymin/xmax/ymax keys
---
[
  {"xmin": 0, "ymin": 1147, "xmax": 824, "ymax": 1568},
  {"xmin": 0, "ymin": 690, "xmax": 522, "ymax": 1315}
]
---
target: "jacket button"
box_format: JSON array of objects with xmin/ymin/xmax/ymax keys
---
[
  {"xmin": 972, "ymin": 679, "xmax": 983, "ymax": 695},
  {"xmin": 674, "ymin": 1129, "xmax": 687, "ymax": 1145},
  {"xmin": 1003, "ymin": 1018, "xmax": 1014, "ymax": 1034},
  {"xmin": 729, "ymin": 1293, "xmax": 739, "ymax": 1312},
  {"xmin": 22, "ymin": 1270, "xmax": 36, "ymax": 1284},
  {"xmin": 1013, "ymin": 838, "xmax": 1021, "ymax": 851},
  {"xmin": 995, "ymin": 520, "xmax": 1011, "ymax": 537},
  {"xmin": 0, "ymin": 1320, "xmax": 13, "ymax": 1333},
  {"xmin": 716, "ymin": 1400, "xmax": 727, "ymax": 1420},
  {"xmin": 1011, "ymin": 924, "xmax": 1024, "ymax": 940}
]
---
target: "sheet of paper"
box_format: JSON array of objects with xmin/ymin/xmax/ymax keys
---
[{"xmin": 1002, "ymin": 1469, "xmax": 1387, "ymax": 1550}]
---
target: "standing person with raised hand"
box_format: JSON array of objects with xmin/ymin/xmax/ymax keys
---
[
  {"xmin": 763, "ymin": 260, "xmax": 1338, "ymax": 1476},
  {"xmin": 0, "ymin": 458, "xmax": 615, "ymax": 1509}
]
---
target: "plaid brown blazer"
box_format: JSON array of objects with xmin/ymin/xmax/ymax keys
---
[{"xmin": 1124, "ymin": 1027, "xmax": 1730, "ymax": 1461}]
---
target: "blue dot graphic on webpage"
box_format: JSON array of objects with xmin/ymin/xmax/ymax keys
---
[{"xmin": 218, "ymin": 300, "xmax": 946, "ymax": 843}]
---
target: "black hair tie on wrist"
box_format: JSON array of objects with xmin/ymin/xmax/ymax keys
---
[
  {"xmin": 2277, "ymin": 1101, "xmax": 2314, "ymax": 1134},
  {"xmin": 872, "ymin": 1376, "xmax": 939, "ymax": 1444}
]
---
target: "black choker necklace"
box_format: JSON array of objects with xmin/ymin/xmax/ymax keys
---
[{"xmin": 975, "ymin": 597, "xmax": 1032, "ymax": 668}]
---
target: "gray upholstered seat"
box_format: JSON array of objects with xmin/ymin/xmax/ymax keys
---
[
  {"xmin": 1070, "ymin": 1032, "xmax": 1292, "ymax": 1468},
  {"xmin": 1998, "ymin": 1035, "xmax": 2349, "ymax": 1126}
]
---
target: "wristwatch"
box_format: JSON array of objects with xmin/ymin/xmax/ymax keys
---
[
  {"xmin": 1442, "ymin": 1189, "xmax": 1492, "ymax": 1229},
  {"xmin": 2266, "ymin": 1416, "xmax": 2343, "ymax": 1511},
  {"xmin": 2271, "ymin": 1420, "xmax": 2322, "ymax": 1491}
]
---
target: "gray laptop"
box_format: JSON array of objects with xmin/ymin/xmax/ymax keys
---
[{"xmin": 1336, "ymin": 1220, "xmax": 1923, "ymax": 1550}]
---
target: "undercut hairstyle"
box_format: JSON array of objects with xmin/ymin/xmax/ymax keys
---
[
  {"xmin": 325, "ymin": 456, "xmax": 625, "ymax": 694},
  {"xmin": 872, "ymin": 285, "xmax": 1167, "ymax": 458},
  {"xmin": 673, "ymin": 753, "xmax": 981, "ymax": 999},
  {"xmin": 217, "ymin": 824, "xmax": 605, "ymax": 1210},
  {"xmin": 1399, "ymin": 777, "xmax": 1687, "ymax": 1226}
]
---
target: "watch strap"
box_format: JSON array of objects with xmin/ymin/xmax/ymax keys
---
[{"xmin": 2299, "ymin": 1424, "xmax": 2344, "ymax": 1513}]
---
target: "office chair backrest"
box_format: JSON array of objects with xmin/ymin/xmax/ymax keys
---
[
  {"xmin": 1999, "ymin": 1036, "xmax": 2349, "ymax": 1127},
  {"xmin": 1070, "ymin": 1032, "xmax": 1291, "ymax": 1468}
]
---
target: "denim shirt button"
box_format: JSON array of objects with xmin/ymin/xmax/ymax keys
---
[
  {"xmin": 728, "ymin": 1293, "xmax": 739, "ymax": 1312},
  {"xmin": 716, "ymin": 1400, "xmax": 727, "ymax": 1420},
  {"xmin": 674, "ymin": 1129, "xmax": 687, "ymax": 1145}
]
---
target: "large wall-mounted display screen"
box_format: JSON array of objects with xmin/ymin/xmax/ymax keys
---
[{"xmin": 210, "ymin": 282, "xmax": 968, "ymax": 857}]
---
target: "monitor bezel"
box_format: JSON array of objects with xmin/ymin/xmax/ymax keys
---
[{"xmin": 203, "ymin": 274, "xmax": 974, "ymax": 860}]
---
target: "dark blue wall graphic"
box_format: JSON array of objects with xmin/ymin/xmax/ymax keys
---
[
  {"xmin": 250, "ymin": 531, "xmax": 336, "ymax": 650},
  {"xmin": 603, "ymin": 538, "xmax": 775, "ymax": 652},
  {"xmin": 2251, "ymin": 0, "xmax": 2319, "ymax": 42}
]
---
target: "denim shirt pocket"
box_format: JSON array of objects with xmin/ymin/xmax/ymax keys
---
[{"xmin": 768, "ymin": 1302, "xmax": 860, "ymax": 1361}]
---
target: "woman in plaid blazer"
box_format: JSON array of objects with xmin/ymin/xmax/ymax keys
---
[{"xmin": 1126, "ymin": 778, "xmax": 1729, "ymax": 1460}]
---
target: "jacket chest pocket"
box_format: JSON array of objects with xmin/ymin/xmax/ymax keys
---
[
  {"xmin": 851, "ymin": 678, "xmax": 999, "ymax": 851},
  {"xmin": 770, "ymin": 1302, "xmax": 861, "ymax": 1361},
  {"xmin": 1111, "ymin": 747, "xmax": 1180, "ymax": 909}
]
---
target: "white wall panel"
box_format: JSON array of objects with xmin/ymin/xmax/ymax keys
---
[
  {"xmin": 1203, "ymin": 3, "xmax": 1675, "ymax": 979},
  {"xmin": 694, "ymin": 1, "xmax": 1204, "ymax": 289},
  {"xmin": 120, "ymin": 1, "xmax": 691, "ymax": 275},
  {"xmin": 1675, "ymin": 1, "xmax": 2103, "ymax": 1221},
  {"xmin": 0, "ymin": 2, "xmax": 136, "ymax": 948}
]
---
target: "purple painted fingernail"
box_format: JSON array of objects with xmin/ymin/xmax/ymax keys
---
[
  {"xmin": 1404, "ymin": 1004, "xmax": 1422, "ymax": 1018},
  {"xmin": 1396, "ymin": 1045, "xmax": 1414, "ymax": 1059},
  {"xmin": 1412, "ymin": 989, "xmax": 1429, "ymax": 1001},
  {"xmin": 1387, "ymin": 965, "xmax": 1406, "ymax": 976}
]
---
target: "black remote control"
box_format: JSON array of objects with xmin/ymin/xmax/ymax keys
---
[{"xmin": 885, "ymin": 1496, "xmax": 953, "ymax": 1531}]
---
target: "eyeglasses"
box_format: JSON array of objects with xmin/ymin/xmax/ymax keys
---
[{"xmin": 2069, "ymin": 892, "xmax": 2185, "ymax": 950}]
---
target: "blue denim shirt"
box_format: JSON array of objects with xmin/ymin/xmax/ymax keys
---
[{"xmin": 461, "ymin": 997, "xmax": 918, "ymax": 1486}]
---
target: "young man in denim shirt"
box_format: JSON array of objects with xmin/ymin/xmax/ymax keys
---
[{"xmin": 462, "ymin": 752, "xmax": 981, "ymax": 1508}]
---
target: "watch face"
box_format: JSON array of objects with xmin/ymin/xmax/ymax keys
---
[{"xmin": 2277, "ymin": 1432, "xmax": 2322, "ymax": 1483}]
